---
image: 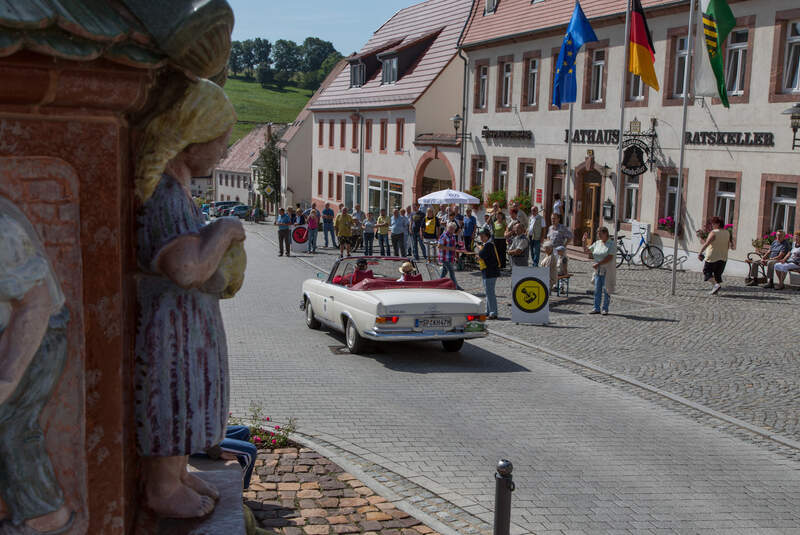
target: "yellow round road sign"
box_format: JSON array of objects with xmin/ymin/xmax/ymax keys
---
[{"xmin": 512, "ymin": 277, "xmax": 549, "ymax": 313}]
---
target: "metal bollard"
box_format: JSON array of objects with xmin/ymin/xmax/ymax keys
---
[{"xmin": 493, "ymin": 459, "xmax": 515, "ymax": 535}]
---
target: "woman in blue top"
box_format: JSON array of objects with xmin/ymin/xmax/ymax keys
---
[
  {"xmin": 582, "ymin": 226, "xmax": 616, "ymax": 315},
  {"xmin": 463, "ymin": 208, "xmax": 477, "ymax": 252}
]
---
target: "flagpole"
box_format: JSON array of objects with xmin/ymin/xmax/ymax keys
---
[
  {"xmin": 565, "ymin": 102, "xmax": 575, "ymax": 229},
  {"xmin": 670, "ymin": 0, "xmax": 696, "ymax": 296},
  {"xmin": 613, "ymin": 0, "xmax": 632, "ymax": 250}
]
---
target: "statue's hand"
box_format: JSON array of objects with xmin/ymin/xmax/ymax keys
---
[{"xmin": 215, "ymin": 217, "xmax": 245, "ymax": 242}]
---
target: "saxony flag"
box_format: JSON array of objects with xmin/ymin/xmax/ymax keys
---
[
  {"xmin": 694, "ymin": 0, "xmax": 735, "ymax": 107},
  {"xmin": 629, "ymin": 0, "xmax": 659, "ymax": 91}
]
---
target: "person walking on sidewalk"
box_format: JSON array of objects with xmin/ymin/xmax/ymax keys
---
[
  {"xmin": 477, "ymin": 228, "xmax": 500, "ymax": 319},
  {"xmin": 527, "ymin": 206, "xmax": 545, "ymax": 266},
  {"xmin": 376, "ymin": 209, "xmax": 390, "ymax": 255},
  {"xmin": 362, "ymin": 212, "xmax": 375, "ymax": 256},
  {"xmin": 698, "ymin": 216, "xmax": 731, "ymax": 295},
  {"xmin": 334, "ymin": 207, "xmax": 353, "ymax": 258},
  {"xmin": 275, "ymin": 207, "xmax": 292, "ymax": 257},
  {"xmin": 582, "ymin": 227, "xmax": 616, "ymax": 314},
  {"xmin": 306, "ymin": 209, "xmax": 319, "ymax": 253},
  {"xmin": 437, "ymin": 222, "xmax": 461, "ymax": 288},
  {"xmin": 321, "ymin": 203, "xmax": 336, "ymax": 248}
]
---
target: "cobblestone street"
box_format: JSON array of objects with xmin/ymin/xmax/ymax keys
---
[{"xmin": 224, "ymin": 225, "xmax": 800, "ymax": 534}]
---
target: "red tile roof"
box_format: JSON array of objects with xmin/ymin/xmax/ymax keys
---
[
  {"xmin": 461, "ymin": 0, "xmax": 684, "ymax": 49},
  {"xmin": 216, "ymin": 124, "xmax": 272, "ymax": 173},
  {"xmin": 278, "ymin": 60, "xmax": 348, "ymax": 149},
  {"xmin": 310, "ymin": 0, "xmax": 473, "ymax": 110}
]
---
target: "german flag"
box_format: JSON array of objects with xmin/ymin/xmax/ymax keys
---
[{"xmin": 629, "ymin": 0, "xmax": 659, "ymax": 91}]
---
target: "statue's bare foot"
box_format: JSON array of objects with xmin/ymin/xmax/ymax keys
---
[
  {"xmin": 182, "ymin": 470, "xmax": 220, "ymax": 500},
  {"xmin": 147, "ymin": 483, "xmax": 215, "ymax": 518},
  {"xmin": 25, "ymin": 506, "xmax": 72, "ymax": 533}
]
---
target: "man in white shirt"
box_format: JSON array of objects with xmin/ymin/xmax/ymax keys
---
[
  {"xmin": 552, "ymin": 193, "xmax": 563, "ymax": 218},
  {"xmin": 527, "ymin": 206, "xmax": 545, "ymax": 266}
]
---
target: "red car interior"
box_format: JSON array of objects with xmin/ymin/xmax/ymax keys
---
[{"xmin": 350, "ymin": 278, "xmax": 456, "ymax": 291}]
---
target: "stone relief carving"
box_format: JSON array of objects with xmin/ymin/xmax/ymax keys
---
[
  {"xmin": 133, "ymin": 78, "xmax": 245, "ymax": 518},
  {"xmin": 0, "ymin": 196, "xmax": 73, "ymax": 534}
]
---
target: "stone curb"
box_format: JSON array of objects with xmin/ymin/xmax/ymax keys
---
[{"xmin": 253, "ymin": 228, "xmax": 800, "ymax": 452}]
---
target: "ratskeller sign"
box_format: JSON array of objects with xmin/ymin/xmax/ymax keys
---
[
  {"xmin": 564, "ymin": 129, "xmax": 775, "ymax": 147},
  {"xmin": 482, "ymin": 126, "xmax": 532, "ymax": 139}
]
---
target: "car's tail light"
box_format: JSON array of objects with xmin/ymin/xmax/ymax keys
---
[
  {"xmin": 467, "ymin": 315, "xmax": 487, "ymax": 322},
  {"xmin": 376, "ymin": 316, "xmax": 399, "ymax": 324}
]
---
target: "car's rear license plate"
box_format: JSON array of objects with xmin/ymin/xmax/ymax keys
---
[{"xmin": 415, "ymin": 318, "xmax": 452, "ymax": 329}]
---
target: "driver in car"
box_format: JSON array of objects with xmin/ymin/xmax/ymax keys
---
[{"xmin": 350, "ymin": 258, "xmax": 374, "ymax": 285}]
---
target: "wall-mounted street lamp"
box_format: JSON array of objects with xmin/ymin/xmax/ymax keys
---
[{"xmin": 783, "ymin": 103, "xmax": 800, "ymax": 150}]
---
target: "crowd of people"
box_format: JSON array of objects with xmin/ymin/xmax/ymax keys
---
[{"xmin": 272, "ymin": 197, "xmax": 623, "ymax": 319}]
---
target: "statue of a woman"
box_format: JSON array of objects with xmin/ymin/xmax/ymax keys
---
[
  {"xmin": 0, "ymin": 196, "xmax": 73, "ymax": 534},
  {"xmin": 134, "ymin": 79, "xmax": 244, "ymax": 518}
]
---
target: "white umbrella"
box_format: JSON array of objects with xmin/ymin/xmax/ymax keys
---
[{"xmin": 417, "ymin": 189, "xmax": 480, "ymax": 205}]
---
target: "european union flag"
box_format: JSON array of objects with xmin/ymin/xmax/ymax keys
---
[{"xmin": 552, "ymin": 1, "xmax": 598, "ymax": 109}]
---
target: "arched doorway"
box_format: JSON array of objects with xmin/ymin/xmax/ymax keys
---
[
  {"xmin": 413, "ymin": 148, "xmax": 455, "ymax": 200},
  {"xmin": 572, "ymin": 157, "xmax": 606, "ymax": 242}
]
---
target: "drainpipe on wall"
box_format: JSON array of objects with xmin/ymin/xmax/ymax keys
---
[
  {"xmin": 358, "ymin": 109, "xmax": 365, "ymax": 207},
  {"xmin": 456, "ymin": 0, "xmax": 476, "ymax": 194}
]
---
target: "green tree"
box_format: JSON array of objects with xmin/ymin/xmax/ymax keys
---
[
  {"xmin": 257, "ymin": 63, "xmax": 274, "ymax": 88},
  {"xmin": 241, "ymin": 39, "xmax": 256, "ymax": 76},
  {"xmin": 272, "ymin": 39, "xmax": 301, "ymax": 73},
  {"xmin": 228, "ymin": 40, "xmax": 243, "ymax": 76},
  {"xmin": 255, "ymin": 131, "xmax": 281, "ymax": 206},
  {"xmin": 273, "ymin": 70, "xmax": 291, "ymax": 90},
  {"xmin": 300, "ymin": 37, "xmax": 337, "ymax": 72},
  {"xmin": 319, "ymin": 51, "xmax": 343, "ymax": 76},
  {"xmin": 252, "ymin": 37, "xmax": 272, "ymax": 68}
]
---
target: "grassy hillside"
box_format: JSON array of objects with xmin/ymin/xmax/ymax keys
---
[{"xmin": 224, "ymin": 77, "xmax": 314, "ymax": 144}]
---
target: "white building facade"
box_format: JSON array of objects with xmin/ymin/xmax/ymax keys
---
[
  {"xmin": 310, "ymin": 0, "xmax": 472, "ymax": 216},
  {"xmin": 461, "ymin": 0, "xmax": 800, "ymax": 272}
]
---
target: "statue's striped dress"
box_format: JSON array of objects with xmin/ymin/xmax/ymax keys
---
[{"xmin": 134, "ymin": 174, "xmax": 229, "ymax": 457}]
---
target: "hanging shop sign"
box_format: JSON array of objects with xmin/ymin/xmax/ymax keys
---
[
  {"xmin": 683, "ymin": 131, "xmax": 775, "ymax": 147},
  {"xmin": 621, "ymin": 142, "xmax": 648, "ymax": 176},
  {"xmin": 482, "ymin": 127, "xmax": 533, "ymax": 140}
]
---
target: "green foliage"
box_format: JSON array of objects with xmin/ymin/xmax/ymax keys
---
[
  {"xmin": 223, "ymin": 78, "xmax": 313, "ymax": 144},
  {"xmin": 273, "ymin": 39, "xmax": 302, "ymax": 73},
  {"xmin": 513, "ymin": 193, "xmax": 532, "ymax": 213},
  {"xmin": 468, "ymin": 185, "xmax": 483, "ymax": 204},
  {"xmin": 273, "ymin": 70, "xmax": 291, "ymax": 89},
  {"xmin": 234, "ymin": 401, "xmax": 298, "ymax": 450},
  {"xmin": 301, "ymin": 37, "xmax": 337, "ymax": 72},
  {"xmin": 229, "ymin": 41, "xmax": 243, "ymax": 75},
  {"xmin": 255, "ymin": 131, "xmax": 281, "ymax": 204},
  {"xmin": 487, "ymin": 190, "xmax": 507, "ymax": 208},
  {"xmin": 257, "ymin": 63, "xmax": 273, "ymax": 88}
]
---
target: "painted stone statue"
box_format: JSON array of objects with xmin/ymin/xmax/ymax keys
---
[
  {"xmin": 134, "ymin": 79, "xmax": 245, "ymax": 518},
  {"xmin": 0, "ymin": 197, "xmax": 73, "ymax": 534}
]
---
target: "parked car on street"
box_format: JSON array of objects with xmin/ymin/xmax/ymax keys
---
[
  {"xmin": 300, "ymin": 257, "xmax": 487, "ymax": 353},
  {"xmin": 211, "ymin": 201, "xmax": 242, "ymax": 216},
  {"xmin": 229, "ymin": 205, "xmax": 251, "ymax": 219}
]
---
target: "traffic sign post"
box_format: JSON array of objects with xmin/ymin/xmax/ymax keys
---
[{"xmin": 510, "ymin": 267, "xmax": 550, "ymax": 325}]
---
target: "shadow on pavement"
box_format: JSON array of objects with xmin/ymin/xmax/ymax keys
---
[
  {"xmin": 610, "ymin": 313, "xmax": 679, "ymax": 322},
  {"xmin": 718, "ymin": 292, "xmax": 789, "ymax": 301},
  {"xmin": 323, "ymin": 332, "xmax": 530, "ymax": 374}
]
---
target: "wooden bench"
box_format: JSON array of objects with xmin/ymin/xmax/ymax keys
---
[{"xmin": 556, "ymin": 274, "xmax": 572, "ymax": 297}]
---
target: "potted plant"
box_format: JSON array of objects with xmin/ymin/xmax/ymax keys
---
[
  {"xmin": 486, "ymin": 189, "xmax": 507, "ymax": 209},
  {"xmin": 512, "ymin": 193, "xmax": 532, "ymax": 214},
  {"xmin": 658, "ymin": 216, "xmax": 675, "ymax": 233},
  {"xmin": 468, "ymin": 185, "xmax": 483, "ymax": 207}
]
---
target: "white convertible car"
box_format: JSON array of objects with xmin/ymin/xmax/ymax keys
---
[{"xmin": 300, "ymin": 257, "xmax": 487, "ymax": 353}]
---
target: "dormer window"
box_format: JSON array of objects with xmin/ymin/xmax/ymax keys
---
[
  {"xmin": 350, "ymin": 62, "xmax": 366, "ymax": 88},
  {"xmin": 382, "ymin": 56, "xmax": 398, "ymax": 84},
  {"xmin": 486, "ymin": 0, "xmax": 497, "ymax": 14}
]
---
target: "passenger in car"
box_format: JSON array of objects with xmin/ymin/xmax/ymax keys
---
[{"xmin": 397, "ymin": 261, "xmax": 422, "ymax": 282}]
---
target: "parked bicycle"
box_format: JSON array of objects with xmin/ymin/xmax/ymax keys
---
[{"xmin": 616, "ymin": 234, "xmax": 664, "ymax": 269}]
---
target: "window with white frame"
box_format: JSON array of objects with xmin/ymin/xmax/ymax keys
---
[
  {"xmin": 623, "ymin": 175, "xmax": 639, "ymax": 221},
  {"xmin": 343, "ymin": 174, "xmax": 362, "ymax": 212},
  {"xmin": 630, "ymin": 73, "xmax": 645, "ymax": 101},
  {"xmin": 785, "ymin": 21, "xmax": 800, "ymax": 93},
  {"xmin": 674, "ymin": 36, "xmax": 690, "ymax": 98},
  {"xmin": 590, "ymin": 49, "xmax": 605, "ymax": 103},
  {"xmin": 473, "ymin": 159, "xmax": 485, "ymax": 187},
  {"xmin": 771, "ymin": 184, "xmax": 797, "ymax": 232},
  {"xmin": 714, "ymin": 180, "xmax": 737, "ymax": 225},
  {"xmin": 478, "ymin": 65, "xmax": 488, "ymax": 109},
  {"xmin": 350, "ymin": 63, "xmax": 365, "ymax": 88},
  {"xmin": 501, "ymin": 62, "xmax": 512, "ymax": 107},
  {"xmin": 521, "ymin": 164, "xmax": 534, "ymax": 194},
  {"xmin": 381, "ymin": 56, "xmax": 398, "ymax": 84},
  {"xmin": 664, "ymin": 175, "xmax": 679, "ymax": 219},
  {"xmin": 527, "ymin": 58, "xmax": 538, "ymax": 106},
  {"xmin": 725, "ymin": 29, "xmax": 748, "ymax": 95},
  {"xmin": 497, "ymin": 162, "xmax": 508, "ymax": 191}
]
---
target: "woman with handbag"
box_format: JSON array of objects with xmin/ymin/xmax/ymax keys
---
[{"xmin": 582, "ymin": 227, "xmax": 616, "ymax": 315}]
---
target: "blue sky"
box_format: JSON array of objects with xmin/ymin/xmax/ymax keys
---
[{"xmin": 228, "ymin": 0, "xmax": 421, "ymax": 56}]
